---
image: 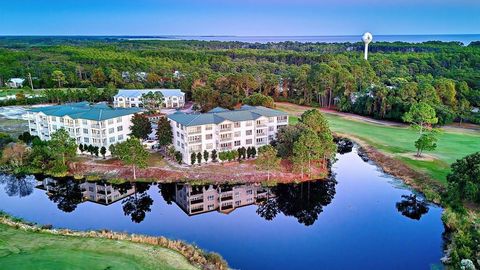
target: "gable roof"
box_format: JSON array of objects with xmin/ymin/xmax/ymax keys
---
[
  {"xmin": 28, "ymin": 102, "xmax": 141, "ymax": 121},
  {"xmin": 114, "ymin": 89, "xmax": 184, "ymax": 98},
  {"xmin": 168, "ymin": 105, "xmax": 287, "ymax": 127}
]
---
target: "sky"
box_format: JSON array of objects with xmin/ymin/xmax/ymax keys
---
[{"xmin": 0, "ymin": 0, "xmax": 479, "ymax": 36}]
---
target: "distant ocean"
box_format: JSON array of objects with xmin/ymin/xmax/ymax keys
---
[{"xmin": 124, "ymin": 34, "xmax": 480, "ymax": 45}]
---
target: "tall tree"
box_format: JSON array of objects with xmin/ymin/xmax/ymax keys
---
[
  {"xmin": 156, "ymin": 117, "xmax": 173, "ymax": 151},
  {"xmin": 402, "ymin": 102, "xmax": 438, "ymax": 135},
  {"xmin": 49, "ymin": 128, "xmax": 77, "ymax": 168},
  {"xmin": 256, "ymin": 145, "xmax": 281, "ymax": 181},
  {"xmin": 292, "ymin": 129, "xmax": 324, "ymax": 178},
  {"xmin": 51, "ymin": 70, "xmax": 67, "ymax": 88},
  {"xmin": 141, "ymin": 91, "xmax": 164, "ymax": 111},
  {"xmin": 92, "ymin": 68, "xmax": 107, "ymax": 86},
  {"xmin": 111, "ymin": 137, "xmax": 149, "ymax": 180},
  {"xmin": 130, "ymin": 113, "xmax": 152, "ymax": 140},
  {"xmin": 414, "ymin": 132, "xmax": 438, "ymax": 157}
]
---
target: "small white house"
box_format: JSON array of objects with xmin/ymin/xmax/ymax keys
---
[{"xmin": 6, "ymin": 78, "xmax": 25, "ymax": 88}]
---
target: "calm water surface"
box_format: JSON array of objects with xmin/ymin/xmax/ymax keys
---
[{"xmin": 0, "ymin": 147, "xmax": 444, "ymax": 270}]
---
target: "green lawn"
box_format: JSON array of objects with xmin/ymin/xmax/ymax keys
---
[
  {"xmin": 0, "ymin": 224, "xmax": 198, "ymax": 270},
  {"xmin": 287, "ymin": 113, "xmax": 480, "ymax": 184}
]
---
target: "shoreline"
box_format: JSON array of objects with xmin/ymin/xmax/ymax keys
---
[
  {"xmin": 335, "ymin": 133, "xmax": 445, "ymax": 204},
  {"xmin": 0, "ymin": 211, "xmax": 228, "ymax": 270},
  {"xmin": 67, "ymin": 156, "xmax": 328, "ymax": 184}
]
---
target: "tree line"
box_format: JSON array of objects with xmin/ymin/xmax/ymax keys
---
[{"xmin": 1, "ymin": 38, "xmax": 479, "ymax": 124}]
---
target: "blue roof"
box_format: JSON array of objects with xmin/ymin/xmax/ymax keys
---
[
  {"xmin": 115, "ymin": 89, "xmax": 185, "ymax": 98},
  {"xmin": 28, "ymin": 102, "xmax": 141, "ymax": 121},
  {"xmin": 168, "ymin": 106, "xmax": 287, "ymax": 127}
]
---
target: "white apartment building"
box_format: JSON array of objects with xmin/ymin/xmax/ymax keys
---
[
  {"xmin": 174, "ymin": 183, "xmax": 271, "ymax": 215},
  {"xmin": 25, "ymin": 102, "xmax": 141, "ymax": 156},
  {"xmin": 168, "ymin": 105, "xmax": 289, "ymax": 164},
  {"xmin": 113, "ymin": 89, "xmax": 185, "ymax": 109}
]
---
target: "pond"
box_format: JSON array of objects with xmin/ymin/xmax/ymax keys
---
[{"xmin": 0, "ymin": 147, "xmax": 444, "ymax": 270}]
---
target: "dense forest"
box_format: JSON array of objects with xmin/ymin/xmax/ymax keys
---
[{"xmin": 1, "ymin": 37, "xmax": 479, "ymax": 124}]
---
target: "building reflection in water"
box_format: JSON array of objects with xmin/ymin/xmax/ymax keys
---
[
  {"xmin": 172, "ymin": 183, "xmax": 271, "ymax": 215},
  {"xmin": 36, "ymin": 178, "xmax": 136, "ymax": 208},
  {"xmin": 32, "ymin": 175, "xmax": 337, "ymax": 226},
  {"xmin": 163, "ymin": 177, "xmax": 337, "ymax": 226}
]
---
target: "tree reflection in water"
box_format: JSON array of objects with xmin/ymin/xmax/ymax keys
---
[
  {"xmin": 122, "ymin": 182, "xmax": 153, "ymax": 223},
  {"xmin": 159, "ymin": 182, "xmax": 176, "ymax": 205},
  {"xmin": 0, "ymin": 174, "xmax": 36, "ymax": 198},
  {"xmin": 47, "ymin": 179, "xmax": 83, "ymax": 213},
  {"xmin": 257, "ymin": 177, "xmax": 337, "ymax": 226},
  {"xmin": 395, "ymin": 194, "xmax": 429, "ymax": 220}
]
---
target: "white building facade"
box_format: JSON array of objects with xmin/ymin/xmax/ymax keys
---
[
  {"xmin": 25, "ymin": 102, "xmax": 141, "ymax": 156},
  {"xmin": 168, "ymin": 105, "xmax": 288, "ymax": 164},
  {"xmin": 113, "ymin": 89, "xmax": 185, "ymax": 109}
]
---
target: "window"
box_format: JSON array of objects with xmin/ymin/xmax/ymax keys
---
[
  {"xmin": 205, "ymin": 134, "xmax": 213, "ymax": 140},
  {"xmin": 269, "ymin": 117, "xmax": 275, "ymax": 123},
  {"xmin": 205, "ymin": 125, "xmax": 213, "ymax": 130},
  {"xmin": 181, "ymin": 134, "xmax": 184, "ymax": 140},
  {"xmin": 109, "ymin": 128, "xmax": 114, "ymax": 134},
  {"xmin": 177, "ymin": 131, "xmax": 180, "ymax": 137},
  {"xmin": 235, "ymin": 201, "xmax": 241, "ymax": 206},
  {"xmin": 83, "ymin": 128, "xmax": 89, "ymax": 134},
  {"xmin": 188, "ymin": 135, "xmax": 201, "ymax": 143},
  {"xmin": 118, "ymin": 135, "xmax": 124, "ymax": 141},
  {"xmin": 234, "ymin": 131, "xmax": 241, "ymax": 137},
  {"xmin": 246, "ymin": 130, "xmax": 253, "ymax": 136},
  {"xmin": 84, "ymin": 138, "xmax": 90, "ymax": 143},
  {"xmin": 116, "ymin": 117, "xmax": 122, "ymax": 123},
  {"xmin": 207, "ymin": 195, "xmax": 215, "ymax": 201},
  {"xmin": 108, "ymin": 119, "xmax": 114, "ymax": 125},
  {"xmin": 82, "ymin": 120, "xmax": 88, "ymax": 125},
  {"xmin": 246, "ymin": 190, "xmax": 253, "ymax": 195},
  {"xmin": 181, "ymin": 143, "xmax": 184, "ymax": 149},
  {"xmin": 246, "ymin": 121, "xmax": 253, "ymax": 126},
  {"xmin": 246, "ymin": 139, "xmax": 252, "ymax": 145},
  {"xmin": 177, "ymin": 140, "xmax": 180, "ymax": 146},
  {"xmin": 109, "ymin": 137, "xmax": 115, "ymax": 143},
  {"xmin": 234, "ymin": 140, "xmax": 241, "ymax": 146},
  {"xmin": 256, "ymin": 129, "xmax": 265, "ymax": 134},
  {"xmin": 176, "ymin": 122, "xmax": 179, "ymax": 128},
  {"xmin": 269, "ymin": 126, "xmax": 274, "ymax": 132},
  {"xmin": 277, "ymin": 115, "xmax": 288, "ymax": 122},
  {"xmin": 117, "ymin": 126, "xmax": 123, "ymax": 132},
  {"xmin": 220, "ymin": 124, "xmax": 230, "ymax": 130},
  {"xmin": 234, "ymin": 122, "xmax": 241, "ymax": 128},
  {"xmin": 206, "ymin": 143, "xmax": 213, "ymax": 149}
]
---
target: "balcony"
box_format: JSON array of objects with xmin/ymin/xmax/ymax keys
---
[
  {"xmin": 190, "ymin": 198, "xmax": 204, "ymax": 204},
  {"xmin": 219, "ymin": 127, "xmax": 232, "ymax": 133},
  {"xmin": 221, "ymin": 204, "xmax": 233, "ymax": 210},
  {"xmin": 221, "ymin": 195, "xmax": 233, "ymax": 201},
  {"xmin": 188, "ymin": 129, "xmax": 202, "ymax": 135},
  {"xmin": 191, "ymin": 207, "xmax": 205, "ymax": 213},
  {"xmin": 256, "ymin": 132, "xmax": 267, "ymax": 137},
  {"xmin": 219, "ymin": 136, "xmax": 233, "ymax": 142}
]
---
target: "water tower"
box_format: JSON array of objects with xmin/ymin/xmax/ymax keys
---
[{"xmin": 362, "ymin": 32, "xmax": 373, "ymax": 60}]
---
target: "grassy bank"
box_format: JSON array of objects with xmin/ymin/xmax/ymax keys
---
[
  {"xmin": 0, "ymin": 213, "xmax": 228, "ymax": 270},
  {"xmin": 280, "ymin": 102, "xmax": 480, "ymax": 268},
  {"xmin": 280, "ymin": 103, "xmax": 480, "ymax": 185}
]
